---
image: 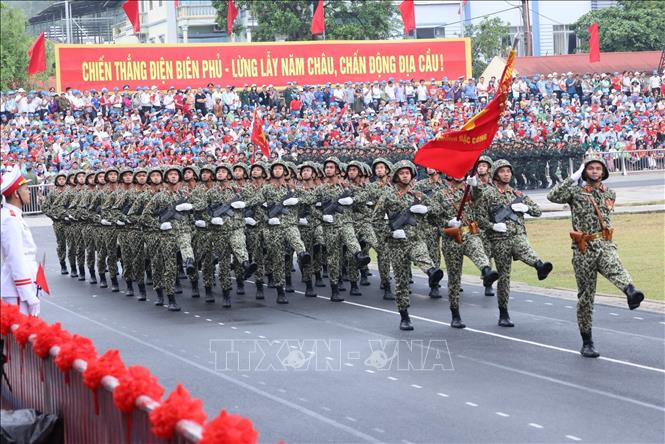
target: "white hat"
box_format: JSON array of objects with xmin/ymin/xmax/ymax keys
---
[
  {"xmin": 17, "ymin": 88, "xmax": 25, "ymax": 93},
  {"xmin": 1, "ymin": 168, "xmax": 30, "ymax": 197}
]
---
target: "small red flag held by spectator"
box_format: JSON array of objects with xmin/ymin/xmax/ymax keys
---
[
  {"xmin": 122, "ymin": 0, "xmax": 140, "ymax": 34},
  {"xmin": 251, "ymin": 110, "xmax": 270, "ymax": 157},
  {"xmin": 227, "ymin": 0, "xmax": 238, "ymax": 35},
  {"xmin": 399, "ymin": 0, "xmax": 416, "ymax": 35},
  {"xmin": 311, "ymin": 0, "xmax": 325, "ymax": 35},
  {"xmin": 35, "ymin": 254, "xmax": 50, "ymax": 295},
  {"xmin": 28, "ymin": 32, "xmax": 46, "ymax": 76},
  {"xmin": 588, "ymin": 22, "xmax": 600, "ymax": 63}
]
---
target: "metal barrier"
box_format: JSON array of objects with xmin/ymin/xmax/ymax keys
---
[
  {"xmin": 618, "ymin": 149, "xmax": 665, "ymax": 174},
  {"xmin": 24, "ymin": 183, "xmax": 54, "ymax": 215},
  {"xmin": 2, "ymin": 328, "xmax": 203, "ymax": 444}
]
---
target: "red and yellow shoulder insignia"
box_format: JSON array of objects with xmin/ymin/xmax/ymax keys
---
[{"xmin": 8, "ymin": 209, "xmax": 16, "ymax": 217}]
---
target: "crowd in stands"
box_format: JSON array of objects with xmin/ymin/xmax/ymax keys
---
[{"xmin": 1, "ymin": 69, "xmax": 664, "ymax": 185}]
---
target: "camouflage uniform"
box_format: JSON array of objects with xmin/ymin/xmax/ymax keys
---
[
  {"xmin": 41, "ymin": 173, "xmax": 68, "ymax": 273},
  {"xmin": 296, "ymin": 162, "xmax": 322, "ymax": 297},
  {"xmin": 413, "ymin": 173, "xmax": 446, "ymax": 269},
  {"xmin": 100, "ymin": 168, "xmax": 121, "ymax": 290},
  {"xmin": 110, "ymin": 169, "xmax": 138, "ymax": 294},
  {"xmin": 242, "ymin": 163, "xmax": 269, "ymax": 299},
  {"xmin": 368, "ymin": 158, "xmax": 394, "ymax": 299},
  {"xmin": 189, "ymin": 165, "xmax": 215, "ymax": 300}
]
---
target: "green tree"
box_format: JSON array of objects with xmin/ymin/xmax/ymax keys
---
[
  {"xmin": 574, "ymin": 0, "xmax": 665, "ymax": 52},
  {"xmin": 464, "ymin": 17, "xmax": 509, "ymax": 78},
  {"xmin": 212, "ymin": 0, "xmax": 399, "ymax": 42}
]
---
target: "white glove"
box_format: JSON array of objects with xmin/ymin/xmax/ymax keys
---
[
  {"xmin": 195, "ymin": 220, "xmax": 207, "ymax": 228},
  {"xmin": 315, "ymin": 202, "xmax": 322, "ymax": 207},
  {"xmin": 410, "ymin": 204, "xmax": 428, "ymax": 214},
  {"xmin": 160, "ymin": 222, "xmax": 173, "ymax": 231},
  {"xmin": 447, "ymin": 218, "xmax": 462, "ymax": 228},
  {"xmin": 283, "ymin": 197, "xmax": 299, "ymax": 206},
  {"xmin": 101, "ymin": 219, "xmax": 112, "ymax": 226},
  {"xmin": 244, "ymin": 217, "xmax": 257, "ymax": 226},
  {"xmin": 384, "ymin": 213, "xmax": 389, "ymax": 220},
  {"xmin": 466, "ymin": 175, "xmax": 478, "ymax": 187},
  {"xmin": 231, "ymin": 201, "xmax": 246, "ymax": 209},
  {"xmin": 64, "ymin": 216, "xmax": 70, "ymax": 222},
  {"xmin": 511, "ymin": 203, "xmax": 529, "ymax": 213},
  {"xmin": 366, "ymin": 201, "xmax": 374, "ymax": 206},
  {"xmin": 27, "ymin": 302, "xmax": 41, "ymax": 316},
  {"xmin": 298, "ymin": 218, "xmax": 308, "ymax": 226},
  {"xmin": 392, "ymin": 229, "xmax": 407, "ymax": 239},
  {"xmin": 322, "ymin": 214, "xmax": 334, "ymax": 223},
  {"xmin": 492, "ymin": 222, "xmax": 507, "ymax": 233},
  {"xmin": 68, "ymin": 214, "xmax": 77, "ymax": 221},
  {"xmin": 115, "ymin": 220, "xmax": 125, "ymax": 226},
  {"xmin": 211, "ymin": 217, "xmax": 224, "ymax": 226},
  {"xmin": 338, "ymin": 196, "xmax": 354, "ymax": 206},
  {"xmin": 175, "ymin": 203, "xmax": 193, "ymax": 212},
  {"xmin": 571, "ymin": 162, "xmax": 585, "ymax": 182},
  {"xmin": 262, "ymin": 202, "xmax": 268, "ymax": 207},
  {"xmin": 268, "ymin": 217, "xmax": 281, "ymax": 226}
]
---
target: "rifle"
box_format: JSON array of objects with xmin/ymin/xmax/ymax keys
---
[
  {"xmin": 210, "ymin": 195, "xmax": 242, "ymax": 218},
  {"xmin": 492, "ymin": 196, "xmax": 525, "ymax": 223},
  {"xmin": 158, "ymin": 206, "xmax": 183, "ymax": 223},
  {"xmin": 267, "ymin": 189, "xmax": 296, "ymax": 219},
  {"xmin": 122, "ymin": 199, "xmax": 133, "ymax": 215},
  {"xmin": 388, "ymin": 210, "xmax": 417, "ymax": 231}
]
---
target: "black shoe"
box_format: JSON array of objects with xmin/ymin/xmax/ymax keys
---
[
  {"xmin": 305, "ymin": 280, "xmax": 316, "ymax": 297},
  {"xmin": 535, "ymin": 260, "xmax": 553, "ymax": 281},
  {"xmin": 191, "ymin": 281, "xmax": 200, "ymax": 298},
  {"xmin": 99, "ymin": 273, "xmax": 108, "ymax": 288},
  {"xmin": 481, "ymin": 266, "xmax": 499, "ymax": 287},
  {"xmin": 297, "ymin": 251, "xmax": 311, "ymax": 268},
  {"xmin": 222, "ymin": 289, "xmax": 232, "ymax": 308},
  {"xmin": 498, "ymin": 307, "xmax": 514, "ymax": 327},
  {"xmin": 314, "ymin": 272, "xmax": 326, "ymax": 287},
  {"xmin": 205, "ymin": 286, "xmax": 215, "ymax": 303},
  {"xmin": 380, "ymin": 281, "xmax": 385, "ymax": 290},
  {"xmin": 285, "ymin": 274, "xmax": 294, "ymax": 293},
  {"xmin": 111, "ymin": 277, "xmax": 120, "ymax": 292},
  {"xmin": 337, "ymin": 278, "xmax": 347, "ymax": 292},
  {"xmin": 426, "ymin": 267, "xmax": 444, "ymax": 288},
  {"xmin": 450, "ymin": 308, "xmax": 466, "ymax": 329},
  {"xmin": 354, "ymin": 252, "xmax": 371, "ymax": 268},
  {"xmin": 175, "ymin": 278, "xmax": 182, "ymax": 294},
  {"xmin": 137, "ymin": 282, "xmax": 147, "ymax": 301},
  {"xmin": 88, "ymin": 269, "xmax": 97, "ymax": 285},
  {"xmin": 167, "ymin": 294, "xmax": 181, "ymax": 312},
  {"xmin": 242, "ymin": 260, "xmax": 258, "ymax": 280},
  {"xmin": 125, "ymin": 279, "xmax": 134, "ymax": 297},
  {"xmin": 428, "ymin": 286, "xmax": 442, "ymax": 299},
  {"xmin": 184, "ymin": 257, "xmax": 196, "ymax": 275},
  {"xmin": 77, "ymin": 266, "xmax": 86, "ymax": 281},
  {"xmin": 60, "ymin": 261, "xmax": 69, "ymax": 275},
  {"xmin": 69, "ymin": 263, "xmax": 78, "ymax": 278},
  {"xmin": 255, "ymin": 281, "xmax": 264, "ymax": 300},
  {"xmin": 266, "ymin": 273, "xmax": 275, "ymax": 288},
  {"xmin": 330, "ymin": 283, "xmax": 344, "ymax": 302},
  {"xmin": 359, "ymin": 269, "xmax": 370, "ymax": 286},
  {"xmin": 484, "ymin": 285, "xmax": 495, "ymax": 297},
  {"xmin": 624, "ymin": 284, "xmax": 644, "ymax": 310},
  {"xmin": 236, "ymin": 277, "xmax": 245, "ymax": 295},
  {"xmin": 399, "ymin": 310, "xmax": 414, "ymax": 331},
  {"xmin": 154, "ymin": 288, "xmax": 164, "ymax": 306},
  {"xmin": 383, "ymin": 284, "xmax": 395, "ymax": 300},
  {"xmin": 580, "ymin": 332, "xmax": 600, "ymax": 358},
  {"xmin": 276, "ymin": 286, "xmax": 288, "ymax": 304},
  {"xmin": 350, "ymin": 282, "xmax": 362, "ymax": 296}
]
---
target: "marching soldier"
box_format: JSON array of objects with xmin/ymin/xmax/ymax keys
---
[
  {"xmin": 41, "ymin": 172, "xmax": 69, "ymax": 275},
  {"xmin": 89, "ymin": 170, "xmax": 108, "ymax": 288},
  {"xmin": 475, "ymin": 156, "xmax": 496, "ymax": 296},
  {"xmin": 297, "ymin": 162, "xmax": 322, "ymax": 297},
  {"xmin": 77, "ymin": 172, "xmax": 99, "ymax": 284},
  {"xmin": 242, "ymin": 162, "xmax": 269, "ymax": 300},
  {"xmin": 369, "ymin": 158, "xmax": 394, "ymax": 300},
  {"xmin": 99, "ymin": 167, "xmax": 121, "ymax": 292},
  {"xmin": 190, "ymin": 164, "xmax": 216, "ymax": 302},
  {"xmin": 547, "ymin": 154, "xmax": 644, "ymax": 357},
  {"xmin": 111, "ymin": 168, "xmax": 137, "ymax": 295},
  {"xmin": 124, "ymin": 167, "xmax": 150, "ymax": 301}
]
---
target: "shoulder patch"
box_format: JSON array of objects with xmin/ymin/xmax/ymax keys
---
[{"xmin": 8, "ymin": 209, "xmax": 16, "ymax": 217}]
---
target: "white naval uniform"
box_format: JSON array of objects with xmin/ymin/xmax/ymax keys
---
[{"xmin": 1, "ymin": 202, "xmax": 41, "ymax": 315}]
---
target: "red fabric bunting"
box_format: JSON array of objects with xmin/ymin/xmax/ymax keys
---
[
  {"xmin": 149, "ymin": 384, "xmax": 207, "ymax": 439},
  {"xmin": 200, "ymin": 410, "xmax": 259, "ymax": 444}
]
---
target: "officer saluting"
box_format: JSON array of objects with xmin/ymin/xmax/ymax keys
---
[{"xmin": 1, "ymin": 168, "xmax": 41, "ymax": 316}]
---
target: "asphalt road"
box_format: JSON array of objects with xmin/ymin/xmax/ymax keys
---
[{"xmin": 32, "ymin": 225, "xmax": 665, "ymax": 444}]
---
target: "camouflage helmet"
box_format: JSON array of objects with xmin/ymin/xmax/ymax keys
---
[
  {"xmin": 298, "ymin": 161, "xmax": 317, "ymax": 175},
  {"xmin": 199, "ymin": 164, "xmax": 216, "ymax": 180},
  {"xmin": 249, "ymin": 162, "xmax": 269, "ymax": 179},
  {"xmin": 392, "ymin": 160, "xmax": 417, "ymax": 183},
  {"xmin": 323, "ymin": 156, "xmax": 342, "ymax": 173},
  {"xmin": 118, "ymin": 167, "xmax": 134, "ymax": 181},
  {"xmin": 53, "ymin": 171, "xmax": 68, "ymax": 185},
  {"xmin": 314, "ymin": 163, "xmax": 325, "ymax": 178},
  {"xmin": 491, "ymin": 159, "xmax": 513, "ymax": 179},
  {"xmin": 372, "ymin": 157, "xmax": 392, "ymax": 175},
  {"xmin": 132, "ymin": 167, "xmax": 148, "ymax": 183},
  {"xmin": 104, "ymin": 166, "xmax": 120, "ymax": 180},
  {"xmin": 215, "ymin": 163, "xmax": 233, "ymax": 179},
  {"xmin": 163, "ymin": 165, "xmax": 183, "ymax": 181},
  {"xmin": 232, "ymin": 163, "xmax": 249, "ymax": 178},
  {"xmin": 477, "ymin": 155, "xmax": 493, "ymax": 169},
  {"xmin": 94, "ymin": 169, "xmax": 107, "ymax": 184},
  {"xmin": 84, "ymin": 170, "xmax": 97, "ymax": 183},
  {"xmin": 147, "ymin": 165, "xmax": 164, "ymax": 184},
  {"xmin": 346, "ymin": 160, "xmax": 364, "ymax": 176},
  {"xmin": 270, "ymin": 159, "xmax": 289, "ymax": 175},
  {"xmin": 286, "ymin": 161, "xmax": 299, "ymax": 178},
  {"xmin": 582, "ymin": 153, "xmax": 609, "ymax": 181},
  {"xmin": 182, "ymin": 165, "xmax": 200, "ymax": 180}
]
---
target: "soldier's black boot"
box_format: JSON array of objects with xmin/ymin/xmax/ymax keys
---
[
  {"xmin": 276, "ymin": 286, "xmax": 288, "ymax": 304},
  {"xmin": 304, "ymin": 280, "xmax": 316, "ymax": 297},
  {"xmin": 498, "ymin": 307, "xmax": 514, "ymax": 327},
  {"xmin": 242, "ymin": 261, "xmax": 258, "ymax": 280},
  {"xmin": 222, "ymin": 289, "xmax": 232, "ymax": 308},
  {"xmin": 399, "ymin": 310, "xmax": 414, "ymax": 331},
  {"xmin": 484, "ymin": 284, "xmax": 495, "ymax": 297},
  {"xmin": 111, "ymin": 276, "xmax": 120, "ymax": 292},
  {"xmin": 154, "ymin": 288, "xmax": 164, "ymax": 306},
  {"xmin": 285, "ymin": 273, "xmax": 294, "ymax": 293},
  {"xmin": 177, "ymin": 253, "xmax": 186, "ymax": 279},
  {"xmin": 450, "ymin": 308, "xmax": 466, "ymax": 329},
  {"xmin": 60, "ymin": 261, "xmax": 69, "ymax": 275},
  {"xmin": 184, "ymin": 257, "xmax": 196, "ymax": 275},
  {"xmin": 580, "ymin": 331, "xmax": 600, "ymax": 358},
  {"xmin": 266, "ymin": 273, "xmax": 275, "ymax": 288},
  {"xmin": 349, "ymin": 281, "xmax": 362, "ymax": 296},
  {"xmin": 236, "ymin": 277, "xmax": 245, "ymax": 295},
  {"xmin": 88, "ymin": 268, "xmax": 97, "ymax": 285},
  {"xmin": 426, "ymin": 267, "xmax": 444, "ymax": 288},
  {"xmin": 69, "ymin": 261, "xmax": 78, "ymax": 278},
  {"xmin": 314, "ymin": 272, "xmax": 325, "ymax": 287},
  {"xmin": 337, "ymin": 277, "xmax": 347, "ymax": 292},
  {"xmin": 125, "ymin": 279, "xmax": 134, "ymax": 297},
  {"xmin": 359, "ymin": 269, "xmax": 370, "ymax": 286},
  {"xmin": 534, "ymin": 260, "xmax": 553, "ymax": 281},
  {"xmin": 137, "ymin": 282, "xmax": 147, "ymax": 301},
  {"xmin": 175, "ymin": 278, "xmax": 183, "ymax": 294},
  {"xmin": 191, "ymin": 280, "xmax": 200, "ymax": 298},
  {"xmin": 255, "ymin": 281, "xmax": 264, "ymax": 300},
  {"xmin": 624, "ymin": 284, "xmax": 644, "ymax": 310},
  {"xmin": 78, "ymin": 265, "xmax": 86, "ymax": 281},
  {"xmin": 481, "ymin": 266, "xmax": 499, "ymax": 288},
  {"xmin": 167, "ymin": 294, "xmax": 181, "ymax": 312},
  {"xmin": 428, "ymin": 286, "xmax": 441, "ymax": 298},
  {"xmin": 205, "ymin": 286, "xmax": 215, "ymax": 303},
  {"xmin": 330, "ymin": 283, "xmax": 344, "ymax": 302},
  {"xmin": 354, "ymin": 251, "xmax": 371, "ymax": 268},
  {"xmin": 322, "ymin": 264, "xmax": 329, "ymax": 279},
  {"xmin": 383, "ymin": 283, "xmax": 395, "ymax": 300},
  {"xmin": 99, "ymin": 272, "xmax": 108, "ymax": 288},
  {"xmin": 145, "ymin": 263, "xmax": 153, "ymax": 286}
]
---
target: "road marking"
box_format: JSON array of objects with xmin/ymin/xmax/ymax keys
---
[
  {"xmin": 206, "ymin": 319, "xmax": 212, "ymax": 322},
  {"xmin": 365, "ymin": 369, "xmax": 375, "ymax": 374},
  {"xmin": 633, "ymin": 317, "xmax": 643, "ymax": 320},
  {"xmin": 529, "ymin": 423, "xmax": 543, "ymax": 429},
  {"xmin": 496, "ymin": 412, "xmax": 510, "ymax": 417},
  {"xmin": 544, "ymin": 302, "xmax": 553, "ymax": 306},
  {"xmin": 194, "ymin": 315, "xmax": 200, "ymax": 318},
  {"xmin": 218, "ymin": 322, "xmax": 224, "ymax": 326},
  {"xmin": 565, "ymin": 305, "xmax": 573, "ymax": 309},
  {"xmin": 402, "ymin": 439, "xmax": 415, "ymax": 444},
  {"xmin": 344, "ymin": 363, "xmax": 354, "ymax": 367},
  {"xmin": 277, "ymin": 388, "xmax": 287, "ymax": 393},
  {"xmin": 43, "ymin": 300, "xmax": 384, "ymax": 444},
  {"xmin": 244, "ymin": 330, "xmax": 252, "ymax": 334},
  {"xmin": 411, "ymin": 384, "xmax": 422, "ymax": 389},
  {"xmin": 610, "ymin": 313, "xmax": 619, "ymax": 316},
  {"xmin": 345, "ymin": 416, "xmax": 357, "ymax": 422},
  {"xmin": 372, "ymin": 427, "xmax": 385, "ymax": 434},
  {"xmin": 659, "ymin": 321, "xmax": 665, "ymax": 325},
  {"xmin": 465, "ymin": 402, "xmax": 478, "ymax": 407},
  {"xmin": 183, "ymin": 311, "xmax": 189, "ymax": 314},
  {"xmin": 321, "ymin": 406, "xmax": 331, "ymax": 412},
  {"xmin": 258, "ymin": 335, "xmax": 266, "ymax": 338},
  {"xmin": 298, "ymin": 397, "xmax": 308, "ymax": 402},
  {"xmin": 231, "ymin": 326, "xmax": 237, "ymax": 330},
  {"xmin": 387, "ymin": 376, "xmax": 398, "ymax": 381},
  {"xmin": 326, "ymin": 356, "xmax": 335, "ymax": 361},
  {"xmin": 565, "ymin": 435, "xmax": 582, "ymax": 441},
  {"xmin": 436, "ymin": 393, "xmax": 449, "ymax": 398}
]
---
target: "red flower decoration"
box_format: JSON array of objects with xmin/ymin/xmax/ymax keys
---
[
  {"xmin": 149, "ymin": 384, "xmax": 207, "ymax": 439},
  {"xmin": 200, "ymin": 410, "xmax": 258, "ymax": 444},
  {"xmin": 55, "ymin": 334, "xmax": 97, "ymax": 376},
  {"xmin": 32, "ymin": 322, "xmax": 71, "ymax": 359},
  {"xmin": 13, "ymin": 316, "xmax": 47, "ymax": 347},
  {"xmin": 83, "ymin": 349, "xmax": 127, "ymax": 392},
  {"xmin": 0, "ymin": 302, "xmax": 25, "ymax": 335},
  {"xmin": 113, "ymin": 365, "xmax": 165, "ymax": 414}
]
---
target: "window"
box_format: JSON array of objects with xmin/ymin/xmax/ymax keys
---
[
  {"xmin": 159, "ymin": 0, "xmax": 163, "ymax": 6},
  {"xmin": 416, "ymin": 27, "xmax": 445, "ymax": 39},
  {"xmin": 503, "ymin": 26, "xmax": 524, "ymax": 56},
  {"xmin": 149, "ymin": 0, "xmax": 153, "ymax": 10},
  {"xmin": 553, "ymin": 25, "xmax": 579, "ymax": 55}
]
